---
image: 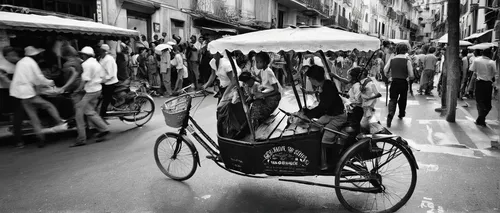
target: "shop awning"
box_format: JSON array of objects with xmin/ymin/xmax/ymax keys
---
[
  {"xmin": 200, "ymin": 27, "xmax": 237, "ymax": 34},
  {"xmin": 463, "ymin": 29, "xmax": 493, "ymax": 40},
  {"xmin": 0, "ymin": 11, "xmax": 139, "ymax": 37}
]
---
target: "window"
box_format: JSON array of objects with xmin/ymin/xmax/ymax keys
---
[
  {"xmin": 365, "ymin": 13, "xmax": 368, "ymax": 22},
  {"xmin": 171, "ymin": 19, "xmax": 185, "ymax": 40},
  {"xmin": 334, "ymin": 2, "xmax": 338, "ymax": 16},
  {"xmin": 382, "ymin": 23, "xmax": 385, "ymax": 34},
  {"xmin": 342, "ymin": 7, "xmax": 346, "ymax": 17}
]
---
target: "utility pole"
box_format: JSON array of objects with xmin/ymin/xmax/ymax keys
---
[{"xmin": 445, "ymin": 0, "xmax": 460, "ymax": 122}]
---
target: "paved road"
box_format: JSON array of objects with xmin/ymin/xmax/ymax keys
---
[{"xmin": 1, "ymin": 83, "xmax": 500, "ymax": 213}]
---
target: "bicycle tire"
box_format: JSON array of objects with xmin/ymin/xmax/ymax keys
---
[
  {"xmin": 154, "ymin": 133, "xmax": 197, "ymax": 181},
  {"xmin": 334, "ymin": 138, "xmax": 417, "ymax": 213}
]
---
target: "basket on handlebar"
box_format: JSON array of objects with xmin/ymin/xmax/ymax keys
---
[{"xmin": 161, "ymin": 95, "xmax": 192, "ymax": 128}]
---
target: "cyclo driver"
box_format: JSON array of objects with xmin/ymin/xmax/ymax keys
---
[{"xmin": 292, "ymin": 65, "xmax": 347, "ymax": 171}]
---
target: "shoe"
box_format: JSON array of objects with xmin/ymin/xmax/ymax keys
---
[
  {"xmin": 95, "ymin": 131, "xmax": 110, "ymax": 143},
  {"xmin": 37, "ymin": 141, "xmax": 45, "ymax": 148},
  {"xmin": 16, "ymin": 142, "xmax": 25, "ymax": 149},
  {"xmin": 387, "ymin": 117, "xmax": 393, "ymax": 128},
  {"xmin": 475, "ymin": 121, "xmax": 487, "ymax": 127},
  {"xmin": 398, "ymin": 114, "xmax": 405, "ymax": 119},
  {"xmin": 69, "ymin": 142, "xmax": 86, "ymax": 147},
  {"xmin": 435, "ymin": 108, "xmax": 446, "ymax": 113},
  {"xmin": 52, "ymin": 123, "xmax": 68, "ymax": 132}
]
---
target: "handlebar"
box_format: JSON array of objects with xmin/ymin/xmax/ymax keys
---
[
  {"xmin": 177, "ymin": 84, "xmax": 211, "ymax": 98},
  {"xmin": 278, "ymin": 108, "xmax": 349, "ymax": 137}
]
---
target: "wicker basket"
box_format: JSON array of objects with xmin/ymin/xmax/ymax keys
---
[{"xmin": 161, "ymin": 96, "xmax": 192, "ymax": 128}]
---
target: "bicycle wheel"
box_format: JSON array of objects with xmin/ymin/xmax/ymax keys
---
[
  {"xmin": 334, "ymin": 139, "xmax": 417, "ymax": 213},
  {"xmin": 154, "ymin": 133, "xmax": 197, "ymax": 181},
  {"xmin": 121, "ymin": 95, "xmax": 155, "ymax": 127}
]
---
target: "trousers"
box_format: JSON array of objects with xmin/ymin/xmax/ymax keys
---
[
  {"xmin": 388, "ymin": 79, "xmax": 408, "ymax": 118},
  {"xmin": 21, "ymin": 96, "xmax": 62, "ymax": 141}
]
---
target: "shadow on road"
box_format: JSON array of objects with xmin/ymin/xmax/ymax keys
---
[{"xmin": 147, "ymin": 178, "xmax": 195, "ymax": 212}]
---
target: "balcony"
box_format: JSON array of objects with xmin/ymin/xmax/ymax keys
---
[
  {"xmin": 338, "ymin": 16, "xmax": 349, "ymax": 29},
  {"xmin": 322, "ymin": 15, "xmax": 336, "ymax": 26},
  {"xmin": 192, "ymin": 0, "xmax": 242, "ymax": 23},
  {"xmin": 296, "ymin": 0, "xmax": 329, "ymax": 17}
]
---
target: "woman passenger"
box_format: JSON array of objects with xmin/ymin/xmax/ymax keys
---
[
  {"xmin": 202, "ymin": 52, "xmax": 241, "ymax": 104},
  {"xmin": 238, "ymin": 54, "xmax": 282, "ymax": 128}
]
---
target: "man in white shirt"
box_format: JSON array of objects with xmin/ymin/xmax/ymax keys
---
[
  {"xmin": 99, "ymin": 44, "xmax": 119, "ymax": 117},
  {"xmin": 72, "ymin": 46, "xmax": 109, "ymax": 147},
  {"xmin": 10, "ymin": 46, "xmax": 66, "ymax": 148},
  {"xmin": 469, "ymin": 48, "xmax": 497, "ymax": 126}
]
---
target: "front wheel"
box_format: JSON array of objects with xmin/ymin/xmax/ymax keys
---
[
  {"xmin": 154, "ymin": 133, "xmax": 198, "ymax": 181},
  {"xmin": 121, "ymin": 95, "xmax": 155, "ymax": 127},
  {"xmin": 334, "ymin": 138, "xmax": 417, "ymax": 213}
]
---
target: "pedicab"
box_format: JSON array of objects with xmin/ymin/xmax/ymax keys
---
[{"xmin": 154, "ymin": 25, "xmax": 419, "ymax": 213}]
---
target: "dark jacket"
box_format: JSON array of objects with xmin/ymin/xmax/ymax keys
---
[{"xmin": 304, "ymin": 80, "xmax": 344, "ymax": 118}]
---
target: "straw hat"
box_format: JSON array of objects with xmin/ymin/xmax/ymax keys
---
[
  {"xmin": 79, "ymin": 46, "xmax": 95, "ymax": 56},
  {"xmin": 100, "ymin": 44, "xmax": 110, "ymax": 51},
  {"xmin": 24, "ymin": 46, "xmax": 45, "ymax": 56}
]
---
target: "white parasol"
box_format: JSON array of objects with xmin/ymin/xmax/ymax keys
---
[
  {"xmin": 208, "ymin": 26, "xmax": 381, "ymax": 54},
  {"xmin": 467, "ymin": 42, "xmax": 498, "ymax": 50},
  {"xmin": 437, "ymin": 33, "xmax": 472, "ymax": 46},
  {"xmin": 154, "ymin": 44, "xmax": 172, "ymax": 55}
]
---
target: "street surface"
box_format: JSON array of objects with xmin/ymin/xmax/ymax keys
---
[{"xmin": 1, "ymin": 82, "xmax": 500, "ymax": 213}]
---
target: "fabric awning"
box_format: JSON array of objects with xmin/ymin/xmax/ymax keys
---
[
  {"xmin": 0, "ymin": 11, "xmax": 139, "ymax": 38},
  {"xmin": 200, "ymin": 27, "xmax": 237, "ymax": 34},
  {"xmin": 437, "ymin": 33, "xmax": 472, "ymax": 46},
  {"xmin": 208, "ymin": 26, "xmax": 380, "ymax": 54},
  {"xmin": 463, "ymin": 29, "xmax": 493, "ymax": 40}
]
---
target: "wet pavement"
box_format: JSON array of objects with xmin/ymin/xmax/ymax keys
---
[{"xmin": 1, "ymin": 83, "xmax": 500, "ymax": 213}]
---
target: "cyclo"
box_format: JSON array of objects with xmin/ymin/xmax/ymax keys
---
[{"xmin": 154, "ymin": 26, "xmax": 419, "ymax": 213}]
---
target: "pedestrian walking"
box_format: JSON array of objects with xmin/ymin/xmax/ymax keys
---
[
  {"xmin": 470, "ymin": 48, "xmax": 496, "ymax": 126},
  {"xmin": 10, "ymin": 46, "xmax": 67, "ymax": 148},
  {"xmin": 419, "ymin": 47, "xmax": 438, "ymax": 95},
  {"xmin": 384, "ymin": 43, "xmax": 415, "ymax": 128},
  {"xmin": 146, "ymin": 49, "xmax": 161, "ymax": 95},
  {"xmin": 0, "ymin": 46, "xmax": 25, "ymax": 148},
  {"xmin": 98, "ymin": 44, "xmax": 119, "ymax": 117},
  {"xmin": 187, "ymin": 35, "xmax": 201, "ymax": 90},
  {"xmin": 72, "ymin": 46, "xmax": 110, "ymax": 147},
  {"xmin": 160, "ymin": 46, "xmax": 172, "ymax": 96}
]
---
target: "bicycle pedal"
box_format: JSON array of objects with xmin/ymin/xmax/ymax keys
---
[{"xmin": 206, "ymin": 155, "xmax": 222, "ymax": 162}]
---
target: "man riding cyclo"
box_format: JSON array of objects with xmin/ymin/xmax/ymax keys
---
[{"xmin": 291, "ymin": 64, "xmax": 382, "ymax": 171}]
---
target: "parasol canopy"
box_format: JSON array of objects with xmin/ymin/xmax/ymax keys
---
[
  {"xmin": 437, "ymin": 33, "xmax": 472, "ymax": 46},
  {"xmin": 467, "ymin": 42, "xmax": 498, "ymax": 50},
  {"xmin": 154, "ymin": 44, "xmax": 173, "ymax": 55},
  {"xmin": 208, "ymin": 26, "xmax": 381, "ymax": 54}
]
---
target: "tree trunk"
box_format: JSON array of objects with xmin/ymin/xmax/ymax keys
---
[{"xmin": 445, "ymin": 0, "xmax": 461, "ymax": 122}]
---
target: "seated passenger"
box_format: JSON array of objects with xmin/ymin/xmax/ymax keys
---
[
  {"xmin": 242, "ymin": 52, "xmax": 282, "ymax": 130},
  {"xmin": 345, "ymin": 67, "xmax": 381, "ymax": 133},
  {"xmin": 294, "ymin": 65, "xmax": 346, "ymax": 170}
]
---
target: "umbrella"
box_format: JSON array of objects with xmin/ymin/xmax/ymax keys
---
[
  {"xmin": 437, "ymin": 33, "xmax": 472, "ymax": 46},
  {"xmin": 154, "ymin": 44, "xmax": 172, "ymax": 55},
  {"xmin": 208, "ymin": 26, "xmax": 381, "ymax": 54},
  {"xmin": 468, "ymin": 42, "xmax": 498, "ymax": 50}
]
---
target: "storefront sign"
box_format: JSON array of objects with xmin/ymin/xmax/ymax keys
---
[
  {"xmin": 96, "ymin": 0, "xmax": 103, "ymax": 23},
  {"xmin": 262, "ymin": 146, "xmax": 310, "ymax": 173}
]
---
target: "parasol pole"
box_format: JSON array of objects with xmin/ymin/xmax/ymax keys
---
[
  {"xmin": 282, "ymin": 51, "xmax": 303, "ymax": 110},
  {"xmin": 297, "ymin": 52, "xmax": 307, "ymax": 108},
  {"xmin": 225, "ymin": 50, "xmax": 255, "ymax": 141}
]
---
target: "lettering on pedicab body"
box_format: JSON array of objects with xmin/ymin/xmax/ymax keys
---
[{"xmin": 263, "ymin": 146, "xmax": 310, "ymax": 172}]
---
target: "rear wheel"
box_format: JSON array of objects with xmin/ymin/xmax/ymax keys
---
[
  {"xmin": 121, "ymin": 95, "xmax": 155, "ymax": 127},
  {"xmin": 334, "ymin": 139, "xmax": 417, "ymax": 213},
  {"xmin": 154, "ymin": 133, "xmax": 197, "ymax": 181}
]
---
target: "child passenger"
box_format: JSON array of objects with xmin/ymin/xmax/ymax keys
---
[
  {"xmin": 239, "ymin": 52, "xmax": 282, "ymax": 129},
  {"xmin": 346, "ymin": 67, "xmax": 381, "ymax": 133}
]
